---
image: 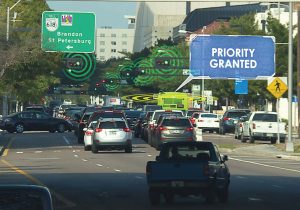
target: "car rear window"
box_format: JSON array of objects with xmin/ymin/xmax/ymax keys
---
[
  {"xmin": 99, "ymin": 121, "xmax": 126, "ymax": 129},
  {"xmin": 226, "ymin": 111, "xmax": 247, "ymax": 119},
  {"xmin": 90, "ymin": 112, "xmax": 124, "ymax": 122},
  {"xmin": 124, "ymin": 111, "xmax": 141, "ymax": 118},
  {"xmin": 162, "ymin": 119, "xmax": 191, "ymax": 127},
  {"xmin": 201, "ymin": 114, "xmax": 218, "ymax": 118},
  {"xmin": 153, "ymin": 112, "xmax": 183, "ymax": 121},
  {"xmin": 187, "ymin": 111, "xmax": 199, "ymax": 117},
  {"xmin": 252, "ymin": 113, "xmax": 277, "ymax": 122}
]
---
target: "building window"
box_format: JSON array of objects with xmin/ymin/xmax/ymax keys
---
[
  {"xmin": 100, "ymin": 41, "xmax": 105, "ymax": 45},
  {"xmin": 122, "ymin": 49, "xmax": 127, "ymax": 52},
  {"xmin": 100, "ymin": 49, "xmax": 105, "ymax": 52},
  {"xmin": 111, "ymin": 41, "xmax": 116, "ymax": 45},
  {"xmin": 100, "ymin": 33, "xmax": 105, "ymax": 37},
  {"xmin": 111, "ymin": 49, "xmax": 116, "ymax": 53},
  {"xmin": 122, "ymin": 34, "xmax": 127, "ymax": 38},
  {"xmin": 111, "ymin": 34, "xmax": 116, "ymax": 37},
  {"xmin": 130, "ymin": 19, "xmax": 135, "ymax": 24},
  {"xmin": 99, "ymin": 56, "xmax": 105, "ymax": 60},
  {"xmin": 122, "ymin": 41, "xmax": 127, "ymax": 45}
]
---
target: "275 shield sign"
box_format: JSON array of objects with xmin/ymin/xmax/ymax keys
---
[{"xmin": 190, "ymin": 35, "xmax": 275, "ymax": 79}]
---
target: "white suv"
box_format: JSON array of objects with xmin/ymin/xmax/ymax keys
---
[{"xmin": 91, "ymin": 118, "xmax": 132, "ymax": 153}]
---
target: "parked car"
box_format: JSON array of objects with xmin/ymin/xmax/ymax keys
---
[
  {"xmin": 0, "ymin": 111, "xmax": 71, "ymax": 133},
  {"xmin": 219, "ymin": 109, "xmax": 251, "ymax": 134},
  {"xmin": 151, "ymin": 116, "xmax": 196, "ymax": 150},
  {"xmin": 91, "ymin": 118, "xmax": 132, "ymax": 153},
  {"xmin": 146, "ymin": 141, "xmax": 230, "ymax": 205}
]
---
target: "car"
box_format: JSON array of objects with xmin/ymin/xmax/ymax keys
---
[
  {"xmin": 185, "ymin": 109, "xmax": 203, "ymax": 117},
  {"xmin": 194, "ymin": 112, "xmax": 220, "ymax": 133},
  {"xmin": 91, "ymin": 118, "xmax": 132, "ymax": 153},
  {"xmin": 83, "ymin": 121, "xmax": 98, "ymax": 151},
  {"xmin": 0, "ymin": 111, "xmax": 71, "ymax": 133},
  {"xmin": 147, "ymin": 110, "xmax": 184, "ymax": 147},
  {"xmin": 219, "ymin": 109, "xmax": 251, "ymax": 134},
  {"xmin": 151, "ymin": 116, "xmax": 196, "ymax": 150},
  {"xmin": 141, "ymin": 111, "xmax": 154, "ymax": 141},
  {"xmin": 124, "ymin": 110, "xmax": 142, "ymax": 130},
  {"xmin": 76, "ymin": 111, "xmax": 94, "ymax": 143},
  {"xmin": 234, "ymin": 114, "xmax": 249, "ymax": 140},
  {"xmin": 133, "ymin": 111, "xmax": 146, "ymax": 138}
]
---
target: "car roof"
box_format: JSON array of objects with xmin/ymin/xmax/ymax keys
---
[{"xmin": 98, "ymin": 118, "xmax": 126, "ymax": 122}]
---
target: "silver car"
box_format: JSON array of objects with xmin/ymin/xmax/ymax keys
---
[
  {"xmin": 91, "ymin": 118, "xmax": 133, "ymax": 153},
  {"xmin": 83, "ymin": 121, "xmax": 97, "ymax": 151}
]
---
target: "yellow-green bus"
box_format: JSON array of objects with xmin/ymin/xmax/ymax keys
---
[{"xmin": 157, "ymin": 92, "xmax": 190, "ymax": 111}]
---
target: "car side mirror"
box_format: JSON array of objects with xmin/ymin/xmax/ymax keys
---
[
  {"xmin": 222, "ymin": 155, "xmax": 228, "ymax": 162},
  {"xmin": 0, "ymin": 185, "xmax": 53, "ymax": 210}
]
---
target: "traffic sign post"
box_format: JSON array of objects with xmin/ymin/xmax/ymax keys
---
[{"xmin": 42, "ymin": 11, "xmax": 95, "ymax": 53}]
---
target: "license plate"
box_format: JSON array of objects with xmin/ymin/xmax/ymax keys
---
[
  {"xmin": 172, "ymin": 130, "xmax": 181, "ymax": 134},
  {"xmin": 171, "ymin": 181, "xmax": 184, "ymax": 187},
  {"xmin": 109, "ymin": 131, "xmax": 116, "ymax": 135}
]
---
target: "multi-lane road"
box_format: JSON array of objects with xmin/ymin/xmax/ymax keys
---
[{"xmin": 0, "ymin": 131, "xmax": 300, "ymax": 210}]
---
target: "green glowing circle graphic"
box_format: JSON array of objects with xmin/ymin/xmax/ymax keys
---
[
  {"xmin": 133, "ymin": 57, "xmax": 154, "ymax": 86},
  {"xmin": 103, "ymin": 73, "xmax": 120, "ymax": 91},
  {"xmin": 62, "ymin": 53, "xmax": 96, "ymax": 81}
]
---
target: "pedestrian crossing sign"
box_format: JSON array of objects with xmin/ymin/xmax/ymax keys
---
[{"xmin": 267, "ymin": 77, "xmax": 288, "ymax": 99}]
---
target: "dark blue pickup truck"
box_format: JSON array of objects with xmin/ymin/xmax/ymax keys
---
[{"xmin": 146, "ymin": 141, "xmax": 230, "ymax": 205}]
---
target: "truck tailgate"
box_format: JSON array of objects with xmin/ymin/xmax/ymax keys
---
[
  {"xmin": 147, "ymin": 161, "xmax": 209, "ymax": 183},
  {"xmin": 252, "ymin": 121, "xmax": 286, "ymax": 134}
]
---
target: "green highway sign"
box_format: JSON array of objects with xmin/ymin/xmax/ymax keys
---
[{"xmin": 41, "ymin": 11, "xmax": 95, "ymax": 53}]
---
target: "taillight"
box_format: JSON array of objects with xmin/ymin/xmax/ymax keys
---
[
  {"xmin": 239, "ymin": 123, "xmax": 243, "ymax": 128},
  {"xmin": 203, "ymin": 164, "xmax": 210, "ymax": 176},
  {"xmin": 159, "ymin": 126, "xmax": 167, "ymax": 131},
  {"xmin": 186, "ymin": 127, "xmax": 194, "ymax": 132},
  {"xmin": 223, "ymin": 117, "xmax": 230, "ymax": 121},
  {"xmin": 123, "ymin": 128, "xmax": 131, "ymax": 132},
  {"xmin": 252, "ymin": 123, "xmax": 256, "ymax": 129},
  {"xmin": 95, "ymin": 128, "xmax": 103, "ymax": 133},
  {"xmin": 85, "ymin": 131, "xmax": 93, "ymax": 136},
  {"xmin": 149, "ymin": 124, "xmax": 154, "ymax": 129},
  {"xmin": 198, "ymin": 119, "xmax": 204, "ymax": 122}
]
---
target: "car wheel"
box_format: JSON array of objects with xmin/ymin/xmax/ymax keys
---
[
  {"xmin": 57, "ymin": 124, "xmax": 65, "ymax": 133},
  {"xmin": 91, "ymin": 144, "xmax": 98, "ymax": 154},
  {"xmin": 125, "ymin": 145, "xmax": 132, "ymax": 153},
  {"xmin": 149, "ymin": 188, "xmax": 160, "ymax": 205},
  {"xmin": 49, "ymin": 128, "xmax": 55, "ymax": 133},
  {"xmin": 77, "ymin": 136, "xmax": 84, "ymax": 144},
  {"xmin": 241, "ymin": 132, "xmax": 247, "ymax": 143},
  {"xmin": 209, "ymin": 130, "xmax": 213, "ymax": 133},
  {"xmin": 271, "ymin": 139, "xmax": 276, "ymax": 144},
  {"xmin": 7, "ymin": 129, "xmax": 14, "ymax": 133},
  {"xmin": 218, "ymin": 186, "xmax": 229, "ymax": 203},
  {"xmin": 84, "ymin": 145, "xmax": 91, "ymax": 151},
  {"xmin": 249, "ymin": 133, "xmax": 255, "ymax": 143},
  {"xmin": 15, "ymin": 124, "xmax": 24, "ymax": 133}
]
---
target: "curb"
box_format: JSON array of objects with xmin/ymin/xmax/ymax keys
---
[{"xmin": 276, "ymin": 154, "xmax": 300, "ymax": 161}]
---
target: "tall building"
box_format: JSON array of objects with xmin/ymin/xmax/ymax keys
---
[
  {"xmin": 133, "ymin": 1, "xmax": 252, "ymax": 52},
  {"xmin": 95, "ymin": 16, "xmax": 135, "ymax": 61}
]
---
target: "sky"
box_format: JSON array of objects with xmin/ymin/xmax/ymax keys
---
[{"xmin": 46, "ymin": 1, "xmax": 136, "ymax": 29}]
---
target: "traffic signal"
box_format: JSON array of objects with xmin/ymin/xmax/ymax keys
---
[
  {"xmin": 154, "ymin": 57, "xmax": 172, "ymax": 69},
  {"xmin": 64, "ymin": 58, "xmax": 83, "ymax": 70}
]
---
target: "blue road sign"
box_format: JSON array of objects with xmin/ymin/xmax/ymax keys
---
[
  {"xmin": 190, "ymin": 35, "xmax": 275, "ymax": 79},
  {"xmin": 235, "ymin": 79, "xmax": 248, "ymax": 94}
]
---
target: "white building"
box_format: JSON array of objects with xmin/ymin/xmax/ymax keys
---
[
  {"xmin": 133, "ymin": 2, "xmax": 254, "ymax": 52},
  {"xmin": 95, "ymin": 16, "xmax": 135, "ymax": 61}
]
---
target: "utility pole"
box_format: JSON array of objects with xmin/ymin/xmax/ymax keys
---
[{"xmin": 296, "ymin": 3, "xmax": 300, "ymax": 138}]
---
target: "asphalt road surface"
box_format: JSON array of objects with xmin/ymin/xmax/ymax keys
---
[{"xmin": 0, "ymin": 131, "xmax": 300, "ymax": 210}]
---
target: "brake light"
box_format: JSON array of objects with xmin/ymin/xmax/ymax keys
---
[
  {"xmin": 186, "ymin": 127, "xmax": 194, "ymax": 132},
  {"xmin": 95, "ymin": 128, "xmax": 103, "ymax": 133},
  {"xmin": 85, "ymin": 131, "xmax": 93, "ymax": 136},
  {"xmin": 149, "ymin": 124, "xmax": 154, "ymax": 129},
  {"xmin": 223, "ymin": 117, "xmax": 230, "ymax": 121},
  {"xmin": 239, "ymin": 123, "xmax": 243, "ymax": 128},
  {"xmin": 252, "ymin": 123, "xmax": 256, "ymax": 129},
  {"xmin": 123, "ymin": 128, "xmax": 131, "ymax": 132},
  {"xmin": 203, "ymin": 164, "xmax": 210, "ymax": 176},
  {"xmin": 159, "ymin": 126, "xmax": 167, "ymax": 131}
]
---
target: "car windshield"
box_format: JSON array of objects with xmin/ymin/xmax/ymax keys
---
[
  {"xmin": 124, "ymin": 111, "xmax": 141, "ymax": 118},
  {"xmin": 201, "ymin": 114, "xmax": 218, "ymax": 118}
]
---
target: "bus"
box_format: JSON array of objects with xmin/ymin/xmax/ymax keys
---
[{"xmin": 157, "ymin": 92, "xmax": 190, "ymax": 111}]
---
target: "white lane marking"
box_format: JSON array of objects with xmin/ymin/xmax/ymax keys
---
[
  {"xmin": 54, "ymin": 150, "xmax": 61, "ymax": 153},
  {"xmin": 248, "ymin": 197, "xmax": 262, "ymax": 201},
  {"xmin": 74, "ymin": 155, "xmax": 78, "ymax": 158},
  {"xmin": 82, "ymin": 159, "xmax": 88, "ymax": 162},
  {"xmin": 135, "ymin": 176, "xmax": 144, "ymax": 179},
  {"xmin": 147, "ymin": 154, "xmax": 152, "ymax": 157},
  {"xmin": 16, "ymin": 152, "xmax": 23, "ymax": 154},
  {"xmin": 96, "ymin": 164, "xmax": 103, "ymax": 167},
  {"xmin": 63, "ymin": 136, "xmax": 70, "ymax": 145},
  {"xmin": 114, "ymin": 169, "xmax": 121, "ymax": 172},
  {"xmin": 72, "ymin": 150, "xmax": 76, "ymax": 153},
  {"xmin": 236, "ymin": 176, "xmax": 246, "ymax": 179},
  {"xmin": 272, "ymin": 185, "xmax": 283, "ymax": 189},
  {"xmin": 34, "ymin": 151, "xmax": 42, "ymax": 153},
  {"xmin": 20, "ymin": 158, "xmax": 60, "ymax": 160},
  {"xmin": 106, "ymin": 167, "xmax": 110, "ymax": 169},
  {"xmin": 230, "ymin": 157, "xmax": 300, "ymax": 173}
]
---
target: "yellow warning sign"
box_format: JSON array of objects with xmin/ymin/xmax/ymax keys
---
[{"xmin": 267, "ymin": 77, "xmax": 288, "ymax": 99}]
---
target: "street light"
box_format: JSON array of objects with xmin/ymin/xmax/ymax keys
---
[{"xmin": 6, "ymin": 0, "xmax": 30, "ymax": 42}]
